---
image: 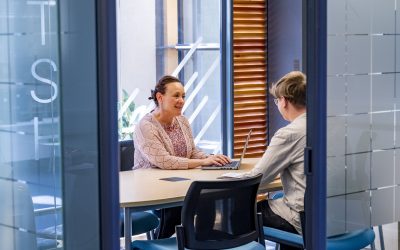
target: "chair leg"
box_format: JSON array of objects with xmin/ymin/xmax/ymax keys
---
[
  {"xmin": 146, "ymin": 231, "xmax": 151, "ymax": 240},
  {"xmin": 378, "ymin": 225, "xmax": 385, "ymax": 250},
  {"xmin": 370, "ymin": 240, "xmax": 376, "ymax": 250},
  {"xmin": 150, "ymin": 230, "xmax": 155, "ymax": 240}
]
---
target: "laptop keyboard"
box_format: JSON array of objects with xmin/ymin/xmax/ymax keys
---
[{"xmin": 203, "ymin": 161, "xmax": 239, "ymax": 170}]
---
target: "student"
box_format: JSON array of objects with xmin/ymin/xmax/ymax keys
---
[
  {"xmin": 225, "ymin": 71, "xmax": 306, "ymax": 250},
  {"xmin": 134, "ymin": 75, "xmax": 231, "ymax": 238}
]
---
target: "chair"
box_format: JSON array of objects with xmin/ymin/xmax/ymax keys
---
[
  {"xmin": 131, "ymin": 174, "xmax": 265, "ymax": 250},
  {"xmin": 119, "ymin": 140, "xmax": 159, "ymax": 239},
  {"xmin": 263, "ymin": 191, "xmax": 376, "ymax": 250},
  {"xmin": 0, "ymin": 178, "xmax": 61, "ymax": 249}
]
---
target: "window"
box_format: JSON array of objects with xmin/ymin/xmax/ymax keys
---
[{"xmin": 117, "ymin": 0, "xmax": 223, "ymax": 154}]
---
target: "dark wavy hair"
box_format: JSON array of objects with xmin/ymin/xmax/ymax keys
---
[{"xmin": 148, "ymin": 75, "xmax": 182, "ymax": 106}]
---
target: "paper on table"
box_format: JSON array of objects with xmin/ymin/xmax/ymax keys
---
[{"xmin": 219, "ymin": 172, "xmax": 244, "ymax": 179}]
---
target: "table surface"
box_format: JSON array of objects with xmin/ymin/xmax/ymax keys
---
[{"xmin": 119, "ymin": 158, "xmax": 282, "ymax": 209}]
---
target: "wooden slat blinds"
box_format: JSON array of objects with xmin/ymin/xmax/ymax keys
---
[{"xmin": 232, "ymin": 0, "xmax": 267, "ymax": 158}]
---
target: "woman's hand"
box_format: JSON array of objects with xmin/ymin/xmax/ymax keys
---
[{"xmin": 202, "ymin": 154, "xmax": 232, "ymax": 166}]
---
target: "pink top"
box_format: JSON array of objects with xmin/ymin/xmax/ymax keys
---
[
  {"xmin": 162, "ymin": 120, "xmax": 187, "ymax": 158},
  {"xmin": 133, "ymin": 113, "xmax": 208, "ymax": 170}
]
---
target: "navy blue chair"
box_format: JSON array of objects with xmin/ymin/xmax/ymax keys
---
[
  {"xmin": 131, "ymin": 174, "xmax": 265, "ymax": 250},
  {"xmin": 119, "ymin": 140, "xmax": 159, "ymax": 239},
  {"xmin": 263, "ymin": 191, "xmax": 376, "ymax": 250}
]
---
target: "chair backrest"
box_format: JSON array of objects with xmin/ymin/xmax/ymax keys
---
[
  {"xmin": 0, "ymin": 179, "xmax": 37, "ymax": 249},
  {"xmin": 177, "ymin": 174, "xmax": 264, "ymax": 250},
  {"xmin": 119, "ymin": 140, "xmax": 135, "ymax": 171}
]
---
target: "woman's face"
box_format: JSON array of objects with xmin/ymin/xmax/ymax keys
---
[{"xmin": 158, "ymin": 81, "xmax": 185, "ymax": 116}]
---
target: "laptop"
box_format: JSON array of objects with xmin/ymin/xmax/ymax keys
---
[{"xmin": 201, "ymin": 129, "xmax": 252, "ymax": 170}]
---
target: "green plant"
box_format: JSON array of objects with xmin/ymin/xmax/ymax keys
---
[{"xmin": 118, "ymin": 89, "xmax": 135, "ymax": 140}]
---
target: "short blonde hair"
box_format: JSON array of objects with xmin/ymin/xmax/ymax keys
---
[{"xmin": 270, "ymin": 71, "xmax": 306, "ymax": 108}]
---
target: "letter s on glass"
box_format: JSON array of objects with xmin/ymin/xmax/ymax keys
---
[{"xmin": 31, "ymin": 58, "xmax": 58, "ymax": 104}]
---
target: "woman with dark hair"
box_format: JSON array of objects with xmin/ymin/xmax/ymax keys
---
[
  {"xmin": 134, "ymin": 75, "xmax": 230, "ymax": 170},
  {"xmin": 134, "ymin": 75, "xmax": 231, "ymax": 238}
]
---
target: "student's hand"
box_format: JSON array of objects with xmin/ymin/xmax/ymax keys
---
[{"xmin": 203, "ymin": 154, "xmax": 231, "ymax": 166}]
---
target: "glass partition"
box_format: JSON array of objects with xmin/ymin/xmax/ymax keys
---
[
  {"xmin": 0, "ymin": 1, "xmax": 62, "ymax": 249},
  {"xmin": 327, "ymin": 0, "xmax": 400, "ymax": 247},
  {"xmin": 117, "ymin": 0, "xmax": 222, "ymax": 154},
  {"xmin": 1, "ymin": 0, "xmax": 106, "ymax": 249}
]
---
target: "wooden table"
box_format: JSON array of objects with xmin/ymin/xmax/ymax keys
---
[{"xmin": 119, "ymin": 158, "xmax": 282, "ymax": 249}]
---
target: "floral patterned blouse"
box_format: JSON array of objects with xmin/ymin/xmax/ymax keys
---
[{"xmin": 133, "ymin": 113, "xmax": 207, "ymax": 170}]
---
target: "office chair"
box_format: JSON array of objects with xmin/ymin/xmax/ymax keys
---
[
  {"xmin": 131, "ymin": 174, "xmax": 265, "ymax": 250},
  {"xmin": 119, "ymin": 140, "xmax": 159, "ymax": 239},
  {"xmin": 0, "ymin": 178, "xmax": 61, "ymax": 249},
  {"xmin": 263, "ymin": 191, "xmax": 376, "ymax": 250}
]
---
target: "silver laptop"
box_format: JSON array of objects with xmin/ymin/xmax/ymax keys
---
[{"xmin": 201, "ymin": 129, "xmax": 252, "ymax": 170}]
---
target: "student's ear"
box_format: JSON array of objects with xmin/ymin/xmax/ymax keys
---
[{"xmin": 282, "ymin": 97, "xmax": 288, "ymax": 108}]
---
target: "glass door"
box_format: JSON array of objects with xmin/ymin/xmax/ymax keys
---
[
  {"xmin": 1, "ymin": 0, "xmax": 118, "ymax": 249},
  {"xmin": 326, "ymin": 0, "xmax": 400, "ymax": 248},
  {"xmin": 1, "ymin": 1, "xmax": 62, "ymax": 249}
]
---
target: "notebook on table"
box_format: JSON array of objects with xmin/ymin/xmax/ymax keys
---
[{"xmin": 201, "ymin": 129, "xmax": 252, "ymax": 170}]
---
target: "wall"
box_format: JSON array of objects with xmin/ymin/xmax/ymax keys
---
[{"xmin": 267, "ymin": 0, "xmax": 303, "ymax": 139}]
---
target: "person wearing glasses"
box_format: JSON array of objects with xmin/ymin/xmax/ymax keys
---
[
  {"xmin": 224, "ymin": 71, "xmax": 306, "ymax": 250},
  {"xmin": 134, "ymin": 75, "xmax": 231, "ymax": 238}
]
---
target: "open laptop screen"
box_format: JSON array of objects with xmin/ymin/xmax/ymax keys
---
[{"xmin": 238, "ymin": 129, "xmax": 252, "ymax": 165}]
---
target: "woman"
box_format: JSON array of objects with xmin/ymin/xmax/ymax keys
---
[
  {"xmin": 134, "ymin": 75, "xmax": 231, "ymax": 238},
  {"xmin": 224, "ymin": 71, "xmax": 306, "ymax": 250},
  {"xmin": 134, "ymin": 75, "xmax": 230, "ymax": 170}
]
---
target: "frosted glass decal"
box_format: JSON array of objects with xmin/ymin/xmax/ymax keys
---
[
  {"xmin": 0, "ymin": 0, "xmax": 62, "ymax": 248},
  {"xmin": 346, "ymin": 114, "xmax": 370, "ymax": 154},
  {"xmin": 371, "ymin": 74, "xmax": 395, "ymax": 112},
  {"xmin": 327, "ymin": 156, "xmax": 345, "ymax": 196},
  {"xmin": 347, "ymin": 36, "xmax": 371, "ymax": 74},
  {"xmin": 347, "ymin": 75, "xmax": 370, "ymax": 114},
  {"xmin": 396, "ymin": 186, "xmax": 400, "ymax": 221},
  {"xmin": 371, "ymin": 188, "xmax": 396, "ymax": 226},
  {"xmin": 327, "ymin": 117, "xmax": 346, "ymax": 157},
  {"xmin": 347, "ymin": 0, "xmax": 371, "ymax": 34},
  {"xmin": 327, "ymin": 0, "xmax": 345, "ymax": 34},
  {"xmin": 396, "ymin": 149, "xmax": 400, "ymax": 185},
  {"xmin": 346, "ymin": 192, "xmax": 371, "ymax": 231},
  {"xmin": 346, "ymin": 153, "xmax": 370, "ymax": 193},
  {"xmin": 327, "ymin": 36, "xmax": 346, "ymax": 75},
  {"xmin": 327, "ymin": 196, "xmax": 346, "ymax": 236},
  {"xmin": 327, "ymin": 76, "xmax": 345, "ymax": 116},
  {"xmin": 372, "ymin": 36, "xmax": 395, "ymax": 73},
  {"xmin": 371, "ymin": 150, "xmax": 394, "ymax": 188},
  {"xmin": 372, "ymin": 0, "xmax": 395, "ymax": 34},
  {"xmin": 327, "ymin": 0, "xmax": 400, "ymax": 236},
  {"xmin": 371, "ymin": 113, "xmax": 395, "ymax": 150}
]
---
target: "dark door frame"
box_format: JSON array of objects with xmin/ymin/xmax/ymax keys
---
[{"xmin": 303, "ymin": 0, "xmax": 327, "ymax": 249}]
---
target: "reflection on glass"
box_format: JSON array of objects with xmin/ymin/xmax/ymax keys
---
[
  {"xmin": 0, "ymin": 1, "xmax": 62, "ymax": 249},
  {"xmin": 327, "ymin": 0, "xmax": 399, "ymax": 236}
]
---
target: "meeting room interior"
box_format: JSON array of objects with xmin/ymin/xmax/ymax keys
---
[{"xmin": 1, "ymin": 0, "xmax": 400, "ymax": 249}]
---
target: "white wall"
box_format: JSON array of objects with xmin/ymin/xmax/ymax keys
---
[{"xmin": 117, "ymin": 0, "xmax": 156, "ymax": 106}]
